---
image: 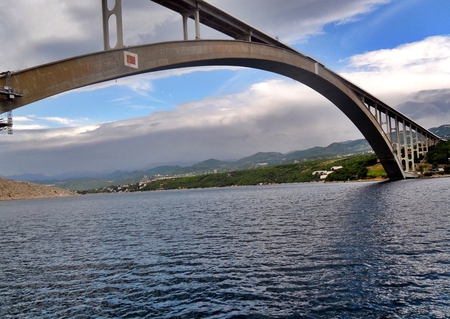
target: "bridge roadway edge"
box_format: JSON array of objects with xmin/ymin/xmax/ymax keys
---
[{"xmin": 0, "ymin": 40, "xmax": 405, "ymax": 180}]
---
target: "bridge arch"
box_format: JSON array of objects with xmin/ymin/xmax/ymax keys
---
[{"xmin": 1, "ymin": 40, "xmax": 405, "ymax": 179}]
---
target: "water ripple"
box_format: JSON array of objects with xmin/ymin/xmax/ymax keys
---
[{"xmin": 1, "ymin": 180, "xmax": 450, "ymax": 318}]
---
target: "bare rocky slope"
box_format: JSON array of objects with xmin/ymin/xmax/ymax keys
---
[{"xmin": 0, "ymin": 178, "xmax": 77, "ymax": 201}]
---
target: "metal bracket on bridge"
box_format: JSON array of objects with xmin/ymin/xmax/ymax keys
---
[{"xmin": 0, "ymin": 71, "xmax": 22, "ymax": 135}]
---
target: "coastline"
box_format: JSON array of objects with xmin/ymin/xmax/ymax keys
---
[{"xmin": 0, "ymin": 177, "xmax": 78, "ymax": 201}]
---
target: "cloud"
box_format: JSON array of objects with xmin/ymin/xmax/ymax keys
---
[
  {"xmin": 209, "ymin": 0, "xmax": 391, "ymax": 44},
  {"xmin": 0, "ymin": 1, "xmax": 101, "ymax": 71},
  {"xmin": 341, "ymin": 35, "xmax": 450, "ymax": 107},
  {"xmin": 12, "ymin": 115, "xmax": 92, "ymax": 130},
  {"xmin": 346, "ymin": 35, "xmax": 450, "ymax": 72},
  {"xmin": 396, "ymin": 89, "xmax": 450, "ymax": 128},
  {"xmin": 0, "ymin": 0, "xmax": 390, "ymax": 72},
  {"xmin": 0, "ymin": 79, "xmax": 357, "ymax": 175}
]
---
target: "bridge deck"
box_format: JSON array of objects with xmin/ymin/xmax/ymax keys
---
[{"xmin": 150, "ymin": 0, "xmax": 294, "ymax": 51}]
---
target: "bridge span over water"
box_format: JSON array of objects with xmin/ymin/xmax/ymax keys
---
[{"xmin": 0, "ymin": 0, "xmax": 444, "ymax": 180}]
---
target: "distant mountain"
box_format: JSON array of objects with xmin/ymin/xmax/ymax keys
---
[
  {"xmin": 4, "ymin": 170, "xmax": 113, "ymax": 182},
  {"xmin": 6, "ymin": 125, "xmax": 449, "ymax": 191},
  {"xmin": 172, "ymin": 159, "xmax": 231, "ymax": 175},
  {"xmin": 11, "ymin": 138, "xmax": 371, "ymax": 190},
  {"xmin": 145, "ymin": 165, "xmax": 183, "ymax": 175},
  {"xmin": 235, "ymin": 152, "xmax": 285, "ymax": 167},
  {"xmin": 429, "ymin": 124, "xmax": 450, "ymax": 140},
  {"xmin": 4, "ymin": 173, "xmax": 49, "ymax": 182},
  {"xmin": 285, "ymin": 139, "xmax": 371, "ymax": 161}
]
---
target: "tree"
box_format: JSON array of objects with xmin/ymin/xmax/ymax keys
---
[{"xmin": 426, "ymin": 141, "xmax": 450, "ymax": 164}]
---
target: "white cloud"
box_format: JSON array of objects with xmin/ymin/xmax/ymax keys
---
[
  {"xmin": 0, "ymin": 1, "xmax": 101, "ymax": 71},
  {"xmin": 341, "ymin": 35, "xmax": 450, "ymax": 108},
  {"xmin": 0, "ymin": 0, "xmax": 391, "ymax": 72},
  {"xmin": 1, "ymin": 125, "xmax": 100, "ymax": 149},
  {"xmin": 346, "ymin": 35, "xmax": 450, "ymax": 72},
  {"xmin": 13, "ymin": 116, "xmax": 49, "ymax": 130},
  {"xmin": 13, "ymin": 116, "xmax": 33, "ymax": 122},
  {"xmin": 13, "ymin": 124, "xmax": 48, "ymax": 131},
  {"xmin": 11, "ymin": 115, "xmax": 92, "ymax": 131},
  {"xmin": 0, "ymin": 78, "xmax": 356, "ymax": 175},
  {"xmin": 39, "ymin": 117, "xmax": 80, "ymax": 126}
]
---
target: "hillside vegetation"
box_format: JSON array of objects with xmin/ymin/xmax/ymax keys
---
[
  {"xmin": 14, "ymin": 139, "xmax": 372, "ymax": 191},
  {"xmin": 80, "ymin": 154, "xmax": 384, "ymax": 194},
  {"xmin": 425, "ymin": 140, "xmax": 450, "ymax": 165},
  {"xmin": 7, "ymin": 125, "xmax": 449, "ymax": 192}
]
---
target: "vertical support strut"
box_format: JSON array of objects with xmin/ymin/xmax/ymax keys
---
[
  {"xmin": 102, "ymin": 0, "xmax": 124, "ymax": 50},
  {"xmin": 387, "ymin": 111, "xmax": 392, "ymax": 142},
  {"xmin": 412, "ymin": 127, "xmax": 419, "ymax": 162},
  {"xmin": 403, "ymin": 121, "xmax": 408, "ymax": 171},
  {"xmin": 395, "ymin": 115, "xmax": 402, "ymax": 165},
  {"xmin": 182, "ymin": 8, "xmax": 201, "ymax": 40}
]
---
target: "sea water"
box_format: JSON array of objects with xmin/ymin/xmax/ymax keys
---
[{"xmin": 1, "ymin": 179, "xmax": 449, "ymax": 318}]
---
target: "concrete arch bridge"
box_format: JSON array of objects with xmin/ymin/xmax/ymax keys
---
[{"xmin": 0, "ymin": 0, "xmax": 443, "ymax": 180}]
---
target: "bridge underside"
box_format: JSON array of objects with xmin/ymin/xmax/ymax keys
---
[{"xmin": 0, "ymin": 40, "xmax": 442, "ymax": 180}]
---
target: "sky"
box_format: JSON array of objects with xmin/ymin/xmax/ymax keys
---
[{"xmin": 1, "ymin": 0, "xmax": 450, "ymax": 177}]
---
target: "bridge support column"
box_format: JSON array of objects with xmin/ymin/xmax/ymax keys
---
[
  {"xmin": 393, "ymin": 116, "xmax": 402, "ymax": 166},
  {"xmin": 412, "ymin": 127, "xmax": 419, "ymax": 162},
  {"xmin": 102, "ymin": 0, "xmax": 124, "ymax": 50},
  {"xmin": 402, "ymin": 121, "xmax": 408, "ymax": 172},
  {"xmin": 182, "ymin": 9, "xmax": 201, "ymax": 40},
  {"xmin": 387, "ymin": 112, "xmax": 393, "ymax": 140}
]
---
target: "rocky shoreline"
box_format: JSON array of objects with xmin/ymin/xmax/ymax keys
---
[{"xmin": 0, "ymin": 178, "xmax": 77, "ymax": 201}]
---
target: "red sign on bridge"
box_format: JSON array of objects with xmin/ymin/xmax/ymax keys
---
[{"xmin": 124, "ymin": 51, "xmax": 138, "ymax": 69}]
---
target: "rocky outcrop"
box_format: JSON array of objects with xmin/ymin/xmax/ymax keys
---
[{"xmin": 0, "ymin": 178, "xmax": 77, "ymax": 201}]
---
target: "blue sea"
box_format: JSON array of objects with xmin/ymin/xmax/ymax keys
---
[{"xmin": 1, "ymin": 179, "xmax": 449, "ymax": 318}]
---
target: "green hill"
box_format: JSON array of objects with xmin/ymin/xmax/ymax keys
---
[
  {"xmin": 43, "ymin": 139, "xmax": 372, "ymax": 190},
  {"xmin": 430, "ymin": 124, "xmax": 450, "ymax": 140},
  {"xmin": 80, "ymin": 154, "xmax": 384, "ymax": 194}
]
